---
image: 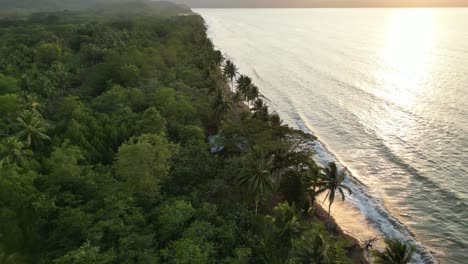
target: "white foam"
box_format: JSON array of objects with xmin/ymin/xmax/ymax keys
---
[{"xmin": 297, "ymin": 120, "xmax": 437, "ymax": 264}]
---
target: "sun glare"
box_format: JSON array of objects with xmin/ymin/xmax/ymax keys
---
[{"xmin": 376, "ymin": 9, "xmax": 435, "ymax": 108}]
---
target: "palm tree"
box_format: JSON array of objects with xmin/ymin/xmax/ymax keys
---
[
  {"xmin": 269, "ymin": 113, "xmax": 291, "ymax": 138},
  {"xmin": 211, "ymin": 90, "xmax": 232, "ymax": 125},
  {"xmin": 208, "ymin": 66, "xmax": 225, "ymax": 95},
  {"xmin": 237, "ymin": 150, "xmax": 276, "ymax": 215},
  {"xmin": 252, "ymin": 98, "xmax": 264, "ymax": 112},
  {"xmin": 15, "ymin": 110, "xmax": 50, "ymax": 149},
  {"xmin": 223, "ymin": 60, "xmax": 238, "ymax": 92},
  {"xmin": 0, "ymin": 137, "xmax": 31, "ymax": 168},
  {"xmin": 252, "ymin": 99, "xmax": 269, "ymax": 121},
  {"xmin": 303, "ymin": 166, "xmax": 327, "ymax": 213},
  {"xmin": 236, "ymin": 74, "xmax": 252, "ymax": 99},
  {"xmin": 20, "ymin": 92, "xmax": 40, "ymax": 110},
  {"xmin": 373, "ymin": 239, "xmax": 416, "ymax": 264},
  {"xmin": 246, "ymin": 84, "xmax": 259, "ymax": 107},
  {"xmin": 213, "ymin": 50, "xmax": 224, "ymax": 66},
  {"xmin": 321, "ymin": 162, "xmax": 352, "ymax": 227},
  {"xmin": 265, "ymin": 202, "xmax": 305, "ymax": 259},
  {"xmin": 293, "ymin": 231, "xmax": 328, "ymax": 263}
]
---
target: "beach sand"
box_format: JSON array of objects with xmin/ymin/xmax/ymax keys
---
[{"xmin": 224, "ymin": 79, "xmax": 369, "ymax": 263}]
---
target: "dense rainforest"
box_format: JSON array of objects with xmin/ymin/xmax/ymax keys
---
[
  {"xmin": 0, "ymin": 0, "xmax": 190, "ymax": 13},
  {"xmin": 0, "ymin": 1, "xmax": 415, "ymax": 263}
]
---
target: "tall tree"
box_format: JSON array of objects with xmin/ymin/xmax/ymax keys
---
[
  {"xmin": 223, "ymin": 60, "xmax": 238, "ymax": 92},
  {"xmin": 251, "ymin": 98, "xmax": 269, "ymax": 121},
  {"xmin": 246, "ymin": 84, "xmax": 259, "ymax": 107},
  {"xmin": 237, "ymin": 150, "xmax": 275, "ymax": 215},
  {"xmin": 321, "ymin": 162, "xmax": 352, "ymax": 227},
  {"xmin": 115, "ymin": 134, "xmax": 174, "ymax": 193},
  {"xmin": 265, "ymin": 202, "xmax": 305, "ymax": 253},
  {"xmin": 373, "ymin": 239, "xmax": 416, "ymax": 264},
  {"xmin": 213, "ymin": 50, "xmax": 224, "ymax": 66},
  {"xmin": 0, "ymin": 137, "xmax": 31, "ymax": 168},
  {"xmin": 235, "ymin": 74, "xmax": 251, "ymax": 100},
  {"xmin": 303, "ymin": 166, "xmax": 326, "ymax": 213},
  {"xmin": 15, "ymin": 110, "xmax": 50, "ymax": 149},
  {"xmin": 211, "ymin": 90, "xmax": 231, "ymax": 126}
]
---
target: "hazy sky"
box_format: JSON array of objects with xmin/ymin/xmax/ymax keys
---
[{"xmin": 171, "ymin": 0, "xmax": 468, "ymax": 8}]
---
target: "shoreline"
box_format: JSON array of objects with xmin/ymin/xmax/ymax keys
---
[{"xmin": 222, "ymin": 79, "xmax": 369, "ymax": 263}]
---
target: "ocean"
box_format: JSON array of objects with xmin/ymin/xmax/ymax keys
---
[{"xmin": 196, "ymin": 8, "xmax": 468, "ymax": 263}]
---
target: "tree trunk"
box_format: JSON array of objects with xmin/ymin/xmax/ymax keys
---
[
  {"xmin": 309, "ymin": 194, "xmax": 316, "ymax": 214},
  {"xmin": 327, "ymin": 202, "xmax": 332, "ymax": 229},
  {"xmin": 255, "ymin": 196, "xmax": 259, "ymax": 216}
]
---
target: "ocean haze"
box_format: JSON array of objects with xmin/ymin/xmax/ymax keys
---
[
  {"xmin": 174, "ymin": 0, "xmax": 468, "ymax": 7},
  {"xmin": 197, "ymin": 8, "xmax": 468, "ymax": 263}
]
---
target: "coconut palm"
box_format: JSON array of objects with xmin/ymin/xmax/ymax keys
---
[
  {"xmin": 223, "ymin": 60, "xmax": 238, "ymax": 92},
  {"xmin": 211, "ymin": 90, "xmax": 232, "ymax": 125},
  {"xmin": 15, "ymin": 110, "xmax": 50, "ymax": 149},
  {"xmin": 266, "ymin": 202, "xmax": 305, "ymax": 257},
  {"xmin": 236, "ymin": 74, "xmax": 252, "ymax": 99},
  {"xmin": 246, "ymin": 84, "xmax": 259, "ymax": 107},
  {"xmin": 213, "ymin": 50, "xmax": 224, "ymax": 66},
  {"xmin": 208, "ymin": 66, "xmax": 225, "ymax": 95},
  {"xmin": 321, "ymin": 162, "xmax": 352, "ymax": 227},
  {"xmin": 252, "ymin": 98, "xmax": 270, "ymax": 121},
  {"xmin": 20, "ymin": 92, "xmax": 40, "ymax": 110},
  {"xmin": 269, "ymin": 113, "xmax": 291, "ymax": 138},
  {"xmin": 373, "ymin": 239, "xmax": 416, "ymax": 264},
  {"xmin": 0, "ymin": 137, "xmax": 31, "ymax": 168},
  {"xmin": 293, "ymin": 231, "xmax": 328, "ymax": 263},
  {"xmin": 252, "ymin": 98, "xmax": 265, "ymax": 112},
  {"xmin": 303, "ymin": 166, "xmax": 327, "ymax": 213},
  {"xmin": 237, "ymin": 150, "xmax": 276, "ymax": 215}
]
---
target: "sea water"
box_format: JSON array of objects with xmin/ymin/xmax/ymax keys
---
[{"xmin": 196, "ymin": 8, "xmax": 468, "ymax": 263}]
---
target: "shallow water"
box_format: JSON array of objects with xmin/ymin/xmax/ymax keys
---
[{"xmin": 196, "ymin": 8, "xmax": 468, "ymax": 263}]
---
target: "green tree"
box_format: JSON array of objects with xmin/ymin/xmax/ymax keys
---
[
  {"xmin": 303, "ymin": 166, "xmax": 327, "ymax": 213},
  {"xmin": 36, "ymin": 43, "xmax": 62, "ymax": 65},
  {"xmin": 213, "ymin": 50, "xmax": 224, "ymax": 66},
  {"xmin": 47, "ymin": 141, "xmax": 84, "ymax": 184},
  {"xmin": 224, "ymin": 248, "xmax": 251, "ymax": 264},
  {"xmin": 279, "ymin": 171, "xmax": 308, "ymax": 210},
  {"xmin": 179, "ymin": 125, "xmax": 205, "ymax": 146},
  {"xmin": 115, "ymin": 134, "xmax": 175, "ymax": 193},
  {"xmin": 156, "ymin": 200, "xmax": 196, "ymax": 243},
  {"xmin": 223, "ymin": 60, "xmax": 238, "ymax": 92},
  {"xmin": 162, "ymin": 238, "xmax": 209, "ymax": 264},
  {"xmin": 15, "ymin": 110, "xmax": 50, "ymax": 149},
  {"xmin": 321, "ymin": 162, "xmax": 352, "ymax": 227},
  {"xmin": 235, "ymin": 74, "xmax": 251, "ymax": 100},
  {"xmin": 137, "ymin": 107, "xmax": 166, "ymax": 135},
  {"xmin": 292, "ymin": 228, "xmax": 349, "ymax": 264},
  {"xmin": 373, "ymin": 239, "xmax": 416, "ymax": 264},
  {"xmin": 53, "ymin": 241, "xmax": 114, "ymax": 264},
  {"xmin": 118, "ymin": 64, "xmax": 140, "ymax": 86},
  {"xmin": 47, "ymin": 62, "xmax": 69, "ymax": 98},
  {"xmin": 246, "ymin": 84, "xmax": 259, "ymax": 107},
  {"xmin": 265, "ymin": 202, "xmax": 305, "ymax": 254},
  {"xmin": 0, "ymin": 94, "xmax": 20, "ymax": 135},
  {"xmin": 211, "ymin": 89, "xmax": 231, "ymax": 125},
  {"xmin": 0, "ymin": 137, "xmax": 31, "ymax": 169},
  {"xmin": 0, "ymin": 94, "xmax": 19, "ymax": 115},
  {"xmin": 237, "ymin": 150, "xmax": 275, "ymax": 215},
  {"xmin": 0, "ymin": 74, "xmax": 19, "ymax": 94}
]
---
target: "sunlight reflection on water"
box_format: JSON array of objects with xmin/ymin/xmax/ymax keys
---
[{"xmin": 198, "ymin": 8, "xmax": 468, "ymax": 263}]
